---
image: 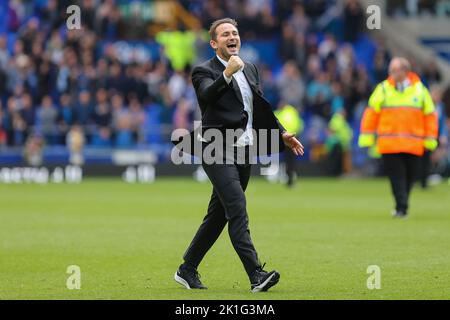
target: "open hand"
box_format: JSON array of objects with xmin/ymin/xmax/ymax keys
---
[{"xmin": 282, "ymin": 132, "xmax": 304, "ymax": 156}]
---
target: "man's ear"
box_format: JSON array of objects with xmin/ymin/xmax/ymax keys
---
[{"xmin": 210, "ymin": 39, "xmax": 217, "ymax": 51}]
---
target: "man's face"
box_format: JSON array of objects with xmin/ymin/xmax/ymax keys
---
[
  {"xmin": 389, "ymin": 60, "xmax": 407, "ymax": 83},
  {"xmin": 210, "ymin": 23, "xmax": 240, "ymax": 60}
]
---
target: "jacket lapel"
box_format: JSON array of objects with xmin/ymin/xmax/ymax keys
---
[
  {"xmin": 231, "ymin": 77, "xmax": 244, "ymax": 106},
  {"xmin": 212, "ymin": 55, "xmax": 225, "ymax": 71},
  {"xmin": 242, "ymin": 64, "xmax": 255, "ymax": 90},
  {"xmin": 211, "ymin": 56, "xmax": 246, "ymax": 106},
  {"xmin": 243, "ymin": 63, "xmax": 263, "ymax": 97}
]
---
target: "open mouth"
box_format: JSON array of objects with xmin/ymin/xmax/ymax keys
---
[{"xmin": 227, "ymin": 43, "xmax": 237, "ymax": 49}]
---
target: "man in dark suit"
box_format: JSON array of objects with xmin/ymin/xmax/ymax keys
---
[{"xmin": 174, "ymin": 18, "xmax": 304, "ymax": 293}]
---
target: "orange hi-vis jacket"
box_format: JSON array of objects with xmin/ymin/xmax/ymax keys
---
[{"xmin": 358, "ymin": 72, "xmax": 438, "ymax": 156}]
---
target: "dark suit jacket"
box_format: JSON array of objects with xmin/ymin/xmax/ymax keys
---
[{"xmin": 173, "ymin": 55, "xmax": 285, "ymax": 156}]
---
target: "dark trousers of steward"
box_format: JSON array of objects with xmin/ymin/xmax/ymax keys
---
[{"xmin": 383, "ymin": 152, "xmax": 421, "ymax": 213}]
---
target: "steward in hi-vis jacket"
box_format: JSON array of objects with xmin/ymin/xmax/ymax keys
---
[{"xmin": 358, "ymin": 57, "xmax": 438, "ymax": 218}]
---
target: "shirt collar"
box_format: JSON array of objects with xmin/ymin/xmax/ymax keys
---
[
  {"xmin": 396, "ymin": 78, "xmax": 411, "ymax": 92},
  {"xmin": 216, "ymin": 55, "xmax": 228, "ymax": 67}
]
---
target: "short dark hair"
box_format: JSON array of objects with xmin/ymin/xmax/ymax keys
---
[{"xmin": 209, "ymin": 18, "xmax": 238, "ymax": 41}]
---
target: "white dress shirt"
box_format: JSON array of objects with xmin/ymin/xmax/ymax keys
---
[{"xmin": 217, "ymin": 55, "xmax": 254, "ymax": 147}]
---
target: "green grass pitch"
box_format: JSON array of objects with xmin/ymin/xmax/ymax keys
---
[{"xmin": 1, "ymin": 177, "xmax": 449, "ymax": 300}]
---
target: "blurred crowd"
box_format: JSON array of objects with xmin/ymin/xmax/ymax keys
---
[
  {"xmin": 0, "ymin": 0, "xmax": 448, "ymax": 173},
  {"xmin": 387, "ymin": 0, "xmax": 450, "ymax": 16}
]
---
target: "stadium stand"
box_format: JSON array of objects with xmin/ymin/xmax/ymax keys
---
[{"xmin": 0, "ymin": 0, "xmax": 448, "ymax": 176}]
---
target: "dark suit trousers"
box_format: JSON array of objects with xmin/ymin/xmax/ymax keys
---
[
  {"xmin": 383, "ymin": 153, "xmax": 420, "ymax": 213},
  {"xmin": 183, "ymin": 146, "xmax": 260, "ymax": 277}
]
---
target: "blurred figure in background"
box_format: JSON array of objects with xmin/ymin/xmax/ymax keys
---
[
  {"xmin": 67, "ymin": 125, "xmax": 85, "ymax": 166},
  {"xmin": 326, "ymin": 112, "xmax": 353, "ymax": 176},
  {"xmin": 275, "ymin": 103, "xmax": 304, "ymax": 187},
  {"xmin": 276, "ymin": 61, "xmax": 305, "ymax": 110},
  {"xmin": 358, "ymin": 57, "xmax": 438, "ymax": 218},
  {"xmin": 420, "ymin": 85, "xmax": 449, "ymax": 187},
  {"xmin": 23, "ymin": 133, "xmax": 44, "ymax": 166},
  {"xmin": 91, "ymin": 126, "xmax": 113, "ymax": 148},
  {"xmin": 57, "ymin": 93, "xmax": 74, "ymax": 145},
  {"xmin": 0, "ymin": 104, "xmax": 6, "ymax": 148},
  {"xmin": 36, "ymin": 95, "xmax": 58, "ymax": 145},
  {"xmin": 74, "ymin": 90, "xmax": 94, "ymax": 127}
]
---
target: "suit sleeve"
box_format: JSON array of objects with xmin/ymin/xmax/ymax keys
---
[
  {"xmin": 251, "ymin": 62, "xmax": 263, "ymax": 96},
  {"xmin": 191, "ymin": 65, "xmax": 231, "ymax": 106},
  {"xmin": 252, "ymin": 62, "xmax": 286, "ymax": 134}
]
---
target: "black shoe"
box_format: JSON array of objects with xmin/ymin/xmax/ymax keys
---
[
  {"xmin": 250, "ymin": 263, "xmax": 280, "ymax": 293},
  {"xmin": 392, "ymin": 209, "xmax": 408, "ymax": 218},
  {"xmin": 174, "ymin": 264, "xmax": 207, "ymax": 289}
]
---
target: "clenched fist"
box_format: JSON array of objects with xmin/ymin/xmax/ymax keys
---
[{"xmin": 224, "ymin": 55, "xmax": 244, "ymax": 78}]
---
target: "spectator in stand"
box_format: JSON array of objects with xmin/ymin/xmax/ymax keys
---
[
  {"xmin": 168, "ymin": 70, "xmax": 188, "ymax": 104},
  {"xmin": 57, "ymin": 93, "xmax": 74, "ymax": 145},
  {"xmin": 95, "ymin": 0, "xmax": 120, "ymax": 39},
  {"xmin": 373, "ymin": 49, "xmax": 390, "ymax": 84},
  {"xmin": 114, "ymin": 109, "xmax": 134, "ymax": 148},
  {"xmin": 318, "ymin": 34, "xmax": 338, "ymax": 61},
  {"xmin": 111, "ymin": 92, "xmax": 127, "ymax": 129},
  {"xmin": 47, "ymin": 30, "xmax": 64, "ymax": 66},
  {"xmin": 38, "ymin": 0, "xmax": 59, "ymax": 32},
  {"xmin": 173, "ymin": 98, "xmax": 193, "ymax": 130},
  {"xmin": 343, "ymin": 0, "xmax": 364, "ymax": 43},
  {"xmin": 293, "ymin": 32, "xmax": 308, "ymax": 70},
  {"xmin": 336, "ymin": 43, "xmax": 355, "ymax": 74},
  {"xmin": 36, "ymin": 95, "xmax": 58, "ymax": 145},
  {"xmin": 276, "ymin": 61, "xmax": 305, "ymax": 110},
  {"xmin": 128, "ymin": 97, "xmax": 146, "ymax": 144},
  {"xmin": 260, "ymin": 65, "xmax": 280, "ymax": 109},
  {"xmin": 35, "ymin": 58, "xmax": 54, "ymax": 104},
  {"xmin": 306, "ymin": 72, "xmax": 333, "ymax": 119},
  {"xmin": 94, "ymin": 58, "xmax": 109, "ymax": 91},
  {"xmin": 3, "ymin": 98, "xmax": 15, "ymax": 146},
  {"xmin": 422, "ymin": 59, "xmax": 442, "ymax": 87},
  {"xmin": 91, "ymin": 126, "xmax": 113, "ymax": 148},
  {"xmin": 331, "ymin": 81, "xmax": 345, "ymax": 114},
  {"xmin": 0, "ymin": 103, "xmax": 5, "ymax": 147},
  {"xmin": 348, "ymin": 66, "xmax": 371, "ymax": 122},
  {"xmin": 23, "ymin": 133, "xmax": 44, "ymax": 166},
  {"xmin": 18, "ymin": 17, "xmax": 39, "ymax": 54},
  {"xmin": 146, "ymin": 61, "xmax": 169, "ymax": 101},
  {"xmin": 420, "ymin": 85, "xmax": 449, "ymax": 188},
  {"xmin": 238, "ymin": 2, "xmax": 260, "ymax": 39},
  {"xmin": 74, "ymin": 90, "xmax": 94, "ymax": 127},
  {"xmin": 0, "ymin": 35, "xmax": 9, "ymax": 70},
  {"xmin": 288, "ymin": 3, "xmax": 310, "ymax": 35},
  {"xmin": 106, "ymin": 62, "xmax": 124, "ymax": 93},
  {"xmin": 93, "ymin": 88, "xmax": 112, "ymax": 129},
  {"xmin": 279, "ymin": 23, "xmax": 297, "ymax": 62},
  {"xmin": 67, "ymin": 125, "xmax": 85, "ymax": 165},
  {"xmin": 257, "ymin": 3, "xmax": 278, "ymax": 38},
  {"xmin": 4, "ymin": 96, "xmax": 28, "ymax": 146},
  {"xmin": 305, "ymin": 54, "xmax": 321, "ymax": 83},
  {"xmin": 20, "ymin": 93, "xmax": 35, "ymax": 134},
  {"xmin": 129, "ymin": 64, "xmax": 150, "ymax": 103}
]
